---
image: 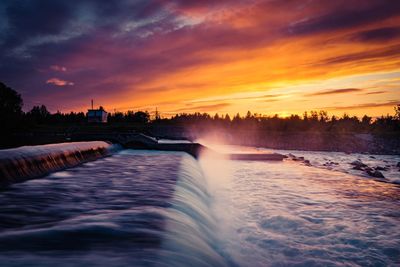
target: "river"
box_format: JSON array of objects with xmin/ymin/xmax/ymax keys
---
[{"xmin": 0, "ymin": 146, "xmax": 399, "ymax": 266}]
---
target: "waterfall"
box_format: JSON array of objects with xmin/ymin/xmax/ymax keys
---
[{"xmin": 159, "ymin": 154, "xmax": 229, "ymax": 267}]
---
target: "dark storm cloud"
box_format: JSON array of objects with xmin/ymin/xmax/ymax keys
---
[
  {"xmin": 0, "ymin": 0, "xmax": 165, "ymax": 51},
  {"xmin": 0, "ymin": 0, "xmax": 76, "ymax": 52},
  {"xmin": 6, "ymin": 0, "xmax": 72, "ymax": 36}
]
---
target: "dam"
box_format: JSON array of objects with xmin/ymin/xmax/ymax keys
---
[{"xmin": 0, "ymin": 135, "xmax": 285, "ymax": 187}]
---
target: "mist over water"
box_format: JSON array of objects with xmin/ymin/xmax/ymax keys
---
[{"xmin": 0, "ymin": 143, "xmax": 399, "ymax": 266}]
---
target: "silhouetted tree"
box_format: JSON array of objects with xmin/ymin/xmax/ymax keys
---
[
  {"xmin": 0, "ymin": 82, "xmax": 23, "ymax": 130},
  {"xmin": 246, "ymin": 110, "xmax": 252, "ymax": 119},
  {"xmin": 232, "ymin": 113, "xmax": 241, "ymax": 124},
  {"xmin": 131, "ymin": 111, "xmax": 150, "ymax": 123},
  {"xmin": 27, "ymin": 105, "xmax": 50, "ymax": 124},
  {"xmin": 395, "ymin": 105, "xmax": 400, "ymax": 120},
  {"xmin": 224, "ymin": 114, "xmax": 231, "ymax": 122},
  {"xmin": 361, "ymin": 115, "xmax": 372, "ymax": 125},
  {"xmin": 319, "ymin": 110, "xmax": 329, "ymax": 122}
]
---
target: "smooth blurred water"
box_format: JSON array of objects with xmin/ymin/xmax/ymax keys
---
[
  {"xmin": 0, "ymin": 147, "xmax": 399, "ymax": 266},
  {"xmin": 0, "ymin": 150, "xmax": 227, "ymax": 267}
]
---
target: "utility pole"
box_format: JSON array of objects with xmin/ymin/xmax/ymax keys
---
[{"xmin": 155, "ymin": 107, "xmax": 160, "ymax": 120}]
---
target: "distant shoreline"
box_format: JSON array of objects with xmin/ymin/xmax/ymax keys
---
[
  {"xmin": 224, "ymin": 132, "xmax": 400, "ymax": 155},
  {"xmin": 2, "ymin": 129, "xmax": 399, "ymax": 155}
]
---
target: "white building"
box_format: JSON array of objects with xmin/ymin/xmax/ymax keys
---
[{"xmin": 87, "ymin": 102, "xmax": 108, "ymax": 123}]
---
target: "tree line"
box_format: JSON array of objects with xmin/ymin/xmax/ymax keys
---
[
  {"xmin": 162, "ymin": 109, "xmax": 400, "ymax": 133},
  {"xmin": 1, "ymin": 82, "xmax": 399, "ymax": 134}
]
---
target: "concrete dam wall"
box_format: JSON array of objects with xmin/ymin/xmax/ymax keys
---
[{"xmin": 0, "ymin": 141, "xmax": 116, "ymax": 187}]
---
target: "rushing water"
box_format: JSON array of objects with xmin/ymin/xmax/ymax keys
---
[
  {"xmin": 200, "ymin": 152, "xmax": 400, "ymax": 266},
  {"xmin": 0, "ymin": 146, "xmax": 399, "ymax": 266}
]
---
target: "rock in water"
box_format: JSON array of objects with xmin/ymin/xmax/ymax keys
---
[
  {"xmin": 375, "ymin": 166, "xmax": 388, "ymax": 171},
  {"xmin": 366, "ymin": 169, "xmax": 385, "ymax": 179},
  {"xmin": 352, "ymin": 165, "xmax": 363, "ymax": 170},
  {"xmin": 350, "ymin": 160, "xmax": 367, "ymax": 168},
  {"xmin": 364, "ymin": 167, "xmax": 373, "ymax": 172}
]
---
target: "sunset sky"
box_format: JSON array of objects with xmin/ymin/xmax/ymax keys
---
[{"xmin": 0, "ymin": 0, "xmax": 399, "ymax": 117}]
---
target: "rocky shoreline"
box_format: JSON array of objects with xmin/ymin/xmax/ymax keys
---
[{"xmin": 284, "ymin": 150, "xmax": 400, "ymax": 184}]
